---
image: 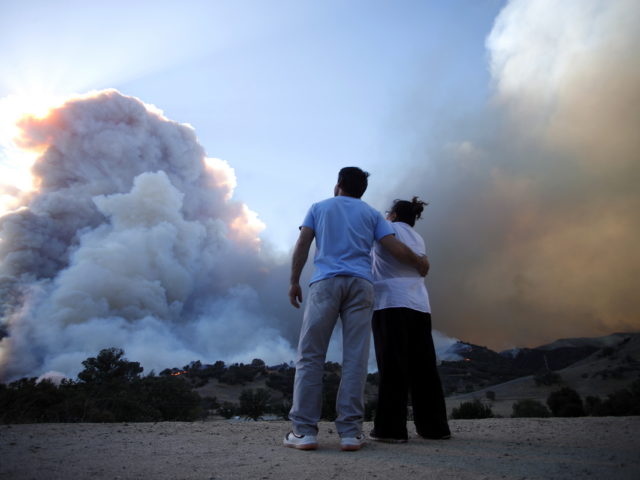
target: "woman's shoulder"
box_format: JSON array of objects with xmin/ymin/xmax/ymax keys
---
[{"xmin": 393, "ymin": 222, "xmax": 425, "ymax": 246}]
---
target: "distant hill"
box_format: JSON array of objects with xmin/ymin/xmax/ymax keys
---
[
  {"xmin": 445, "ymin": 332, "xmax": 640, "ymax": 417},
  {"xmin": 436, "ymin": 332, "xmax": 639, "ymax": 396}
]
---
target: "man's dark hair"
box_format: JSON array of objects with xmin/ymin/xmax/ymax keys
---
[
  {"xmin": 337, "ymin": 167, "xmax": 369, "ymax": 198},
  {"xmin": 389, "ymin": 196, "xmax": 428, "ymax": 227}
]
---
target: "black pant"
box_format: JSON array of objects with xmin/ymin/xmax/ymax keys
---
[{"xmin": 372, "ymin": 308, "xmax": 450, "ymax": 439}]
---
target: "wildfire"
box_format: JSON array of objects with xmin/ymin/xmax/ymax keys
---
[
  {"xmin": 170, "ymin": 370, "xmax": 188, "ymax": 376},
  {"xmin": 464, "ymin": 358, "xmax": 472, "ymax": 362}
]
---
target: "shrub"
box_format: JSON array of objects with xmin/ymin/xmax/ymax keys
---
[
  {"xmin": 511, "ymin": 399, "xmax": 550, "ymax": 418},
  {"xmin": 485, "ymin": 390, "xmax": 496, "ymax": 401},
  {"xmin": 269, "ymin": 400, "xmax": 292, "ymax": 420},
  {"xmin": 451, "ymin": 400, "xmax": 493, "ymax": 419},
  {"xmin": 364, "ymin": 399, "xmax": 377, "ymax": 421},
  {"xmin": 239, "ymin": 388, "xmax": 271, "ymax": 420},
  {"xmin": 586, "ymin": 379, "xmax": 640, "ymax": 416},
  {"xmin": 218, "ymin": 402, "xmax": 238, "ymax": 419},
  {"xmin": 265, "ymin": 368, "xmax": 295, "ymax": 399},
  {"xmin": 547, "ymin": 387, "xmax": 585, "ymax": 417},
  {"xmin": 584, "ymin": 395, "xmax": 606, "ymax": 416}
]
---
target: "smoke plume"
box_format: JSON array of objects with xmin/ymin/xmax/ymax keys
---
[
  {"xmin": 387, "ymin": 0, "xmax": 640, "ymax": 350},
  {"xmin": 0, "ymin": 90, "xmax": 296, "ymax": 380}
]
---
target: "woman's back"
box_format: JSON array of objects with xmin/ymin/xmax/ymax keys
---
[{"xmin": 372, "ymin": 221, "xmax": 430, "ymax": 313}]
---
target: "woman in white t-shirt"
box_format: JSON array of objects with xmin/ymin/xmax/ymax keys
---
[{"xmin": 369, "ymin": 197, "xmax": 451, "ymax": 443}]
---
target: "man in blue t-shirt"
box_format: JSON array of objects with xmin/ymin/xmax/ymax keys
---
[{"xmin": 283, "ymin": 167, "xmax": 429, "ymax": 452}]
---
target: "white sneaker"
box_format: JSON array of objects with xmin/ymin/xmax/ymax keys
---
[
  {"xmin": 283, "ymin": 431, "xmax": 318, "ymax": 450},
  {"xmin": 340, "ymin": 433, "xmax": 366, "ymax": 451}
]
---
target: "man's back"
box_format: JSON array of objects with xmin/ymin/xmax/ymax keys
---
[{"xmin": 302, "ymin": 196, "xmax": 392, "ymax": 284}]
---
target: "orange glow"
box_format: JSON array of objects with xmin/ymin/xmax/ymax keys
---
[
  {"xmin": 228, "ymin": 204, "xmax": 265, "ymax": 249},
  {"xmin": 203, "ymin": 157, "xmax": 236, "ymax": 201},
  {"xmin": 0, "ymin": 92, "xmax": 66, "ymax": 216}
]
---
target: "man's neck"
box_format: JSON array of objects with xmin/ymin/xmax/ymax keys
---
[{"xmin": 335, "ymin": 187, "xmax": 359, "ymax": 198}]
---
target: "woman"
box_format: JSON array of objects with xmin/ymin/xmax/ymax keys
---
[{"xmin": 369, "ymin": 197, "xmax": 451, "ymax": 442}]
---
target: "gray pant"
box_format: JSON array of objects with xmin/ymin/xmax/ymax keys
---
[{"xmin": 289, "ymin": 276, "xmax": 374, "ymax": 437}]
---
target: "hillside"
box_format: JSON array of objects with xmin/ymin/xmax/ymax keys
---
[
  {"xmin": 176, "ymin": 332, "xmax": 640, "ymax": 419},
  {"xmin": 446, "ymin": 332, "xmax": 640, "ymax": 417}
]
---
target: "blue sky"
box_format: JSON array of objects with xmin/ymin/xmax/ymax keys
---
[{"xmin": 0, "ymin": 0, "xmax": 504, "ymax": 251}]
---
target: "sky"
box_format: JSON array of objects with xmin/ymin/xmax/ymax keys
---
[{"xmin": 0, "ymin": 0, "xmax": 638, "ymax": 378}]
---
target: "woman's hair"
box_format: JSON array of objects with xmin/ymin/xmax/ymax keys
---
[{"xmin": 389, "ymin": 196, "xmax": 428, "ymax": 227}]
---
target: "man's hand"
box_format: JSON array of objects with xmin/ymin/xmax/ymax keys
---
[
  {"xmin": 379, "ymin": 234, "xmax": 429, "ymax": 277},
  {"xmin": 289, "ymin": 283, "xmax": 303, "ymax": 308},
  {"xmin": 289, "ymin": 227, "xmax": 314, "ymax": 309},
  {"xmin": 417, "ymin": 255, "xmax": 430, "ymax": 277}
]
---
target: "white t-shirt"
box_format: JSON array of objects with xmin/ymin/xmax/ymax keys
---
[{"xmin": 371, "ymin": 221, "xmax": 430, "ymax": 313}]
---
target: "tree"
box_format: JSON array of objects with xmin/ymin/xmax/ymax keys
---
[
  {"xmin": 78, "ymin": 348, "xmax": 143, "ymax": 384},
  {"xmin": 451, "ymin": 400, "xmax": 493, "ymax": 419},
  {"xmin": 547, "ymin": 387, "xmax": 585, "ymax": 417},
  {"xmin": 511, "ymin": 399, "xmax": 550, "ymax": 418},
  {"xmin": 239, "ymin": 388, "xmax": 271, "ymax": 420}
]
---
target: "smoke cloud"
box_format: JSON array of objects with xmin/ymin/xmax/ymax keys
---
[
  {"xmin": 0, "ymin": 90, "xmax": 297, "ymax": 380},
  {"xmin": 387, "ymin": 0, "xmax": 640, "ymax": 350}
]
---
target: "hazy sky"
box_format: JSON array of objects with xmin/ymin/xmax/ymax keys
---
[
  {"xmin": 1, "ymin": 0, "xmax": 638, "ymax": 367},
  {"xmin": 0, "ymin": 0, "xmax": 502, "ymax": 248}
]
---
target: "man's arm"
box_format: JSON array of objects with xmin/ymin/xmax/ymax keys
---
[
  {"xmin": 378, "ymin": 234, "xmax": 429, "ymax": 276},
  {"xmin": 289, "ymin": 226, "xmax": 315, "ymax": 308}
]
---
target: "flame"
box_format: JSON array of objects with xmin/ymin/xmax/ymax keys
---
[{"xmin": 170, "ymin": 370, "xmax": 188, "ymax": 376}]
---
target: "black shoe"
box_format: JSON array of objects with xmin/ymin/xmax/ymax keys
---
[
  {"xmin": 368, "ymin": 430, "xmax": 408, "ymax": 444},
  {"xmin": 418, "ymin": 433, "xmax": 451, "ymax": 440}
]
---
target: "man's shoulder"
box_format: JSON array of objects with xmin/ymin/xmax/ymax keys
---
[{"xmin": 312, "ymin": 197, "xmax": 382, "ymax": 220}]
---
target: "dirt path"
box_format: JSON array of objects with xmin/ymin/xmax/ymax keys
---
[{"xmin": 2, "ymin": 418, "xmax": 639, "ymax": 479}]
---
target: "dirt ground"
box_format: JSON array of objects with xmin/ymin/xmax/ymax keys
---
[{"xmin": 2, "ymin": 417, "xmax": 639, "ymax": 480}]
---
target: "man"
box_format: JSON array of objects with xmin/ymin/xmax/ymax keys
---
[{"xmin": 284, "ymin": 167, "xmax": 429, "ymax": 452}]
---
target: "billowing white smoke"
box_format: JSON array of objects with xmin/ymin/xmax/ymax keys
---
[{"xmin": 0, "ymin": 90, "xmax": 296, "ymax": 380}]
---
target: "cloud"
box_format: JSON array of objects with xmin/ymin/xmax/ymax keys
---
[
  {"xmin": 0, "ymin": 90, "xmax": 297, "ymax": 380},
  {"xmin": 387, "ymin": 0, "xmax": 640, "ymax": 350}
]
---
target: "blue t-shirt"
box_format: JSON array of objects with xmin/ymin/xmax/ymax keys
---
[{"xmin": 301, "ymin": 196, "xmax": 394, "ymax": 284}]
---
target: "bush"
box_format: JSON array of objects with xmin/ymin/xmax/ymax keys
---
[
  {"xmin": 269, "ymin": 400, "xmax": 292, "ymax": 420},
  {"xmin": 265, "ymin": 368, "xmax": 295, "ymax": 399},
  {"xmin": 547, "ymin": 387, "xmax": 585, "ymax": 417},
  {"xmin": 238, "ymin": 388, "xmax": 271, "ymax": 420},
  {"xmin": 584, "ymin": 395, "xmax": 606, "ymax": 416},
  {"xmin": 585, "ymin": 380, "xmax": 640, "ymax": 416},
  {"xmin": 511, "ymin": 399, "xmax": 550, "ymax": 418},
  {"xmin": 451, "ymin": 400, "xmax": 493, "ymax": 419},
  {"xmin": 364, "ymin": 399, "xmax": 377, "ymax": 421},
  {"xmin": 218, "ymin": 402, "xmax": 238, "ymax": 419},
  {"xmin": 485, "ymin": 390, "xmax": 496, "ymax": 401}
]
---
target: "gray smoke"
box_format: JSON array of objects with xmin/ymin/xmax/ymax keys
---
[
  {"xmin": 0, "ymin": 90, "xmax": 297, "ymax": 380},
  {"xmin": 381, "ymin": 0, "xmax": 640, "ymax": 350}
]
